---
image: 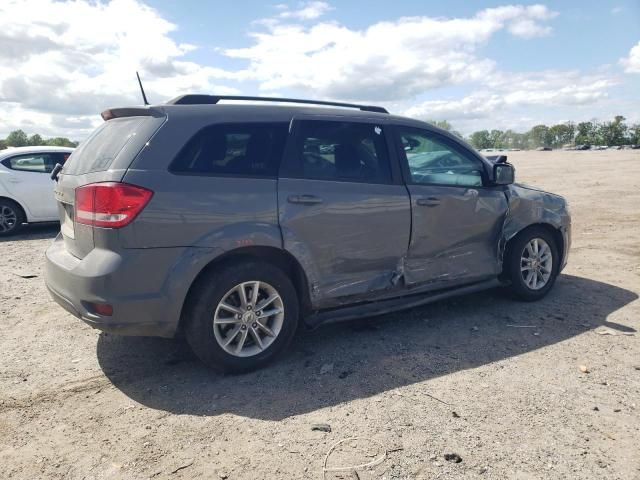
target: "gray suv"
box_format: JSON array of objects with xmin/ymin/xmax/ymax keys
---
[{"xmin": 45, "ymin": 96, "xmax": 571, "ymax": 372}]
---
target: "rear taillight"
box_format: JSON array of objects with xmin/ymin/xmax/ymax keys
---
[{"xmin": 75, "ymin": 182, "xmax": 153, "ymax": 228}]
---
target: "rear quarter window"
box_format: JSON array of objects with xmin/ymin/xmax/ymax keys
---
[
  {"xmin": 63, "ymin": 117, "xmax": 145, "ymax": 175},
  {"xmin": 170, "ymin": 123, "xmax": 289, "ymax": 177}
]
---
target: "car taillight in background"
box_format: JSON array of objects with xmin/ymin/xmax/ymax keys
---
[{"xmin": 75, "ymin": 182, "xmax": 153, "ymax": 228}]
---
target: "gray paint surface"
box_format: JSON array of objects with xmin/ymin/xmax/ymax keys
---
[
  {"xmin": 278, "ymin": 177, "xmax": 411, "ymax": 308},
  {"xmin": 45, "ymin": 102, "xmax": 571, "ymax": 337}
]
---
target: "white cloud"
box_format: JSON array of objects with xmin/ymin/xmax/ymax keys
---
[
  {"xmin": 0, "ymin": 0, "xmax": 239, "ymax": 139},
  {"xmin": 278, "ymin": 1, "xmax": 332, "ymax": 20},
  {"xmin": 621, "ymin": 41, "xmax": 640, "ymax": 73},
  {"xmin": 0, "ymin": 1, "xmax": 633, "ymax": 140},
  {"xmin": 226, "ymin": 5, "xmax": 557, "ymax": 101},
  {"xmin": 402, "ymin": 71, "xmax": 618, "ymax": 132}
]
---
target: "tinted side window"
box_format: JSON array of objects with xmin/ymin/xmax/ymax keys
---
[
  {"xmin": 54, "ymin": 152, "xmax": 72, "ymax": 165},
  {"xmin": 3, "ymin": 153, "xmax": 56, "ymax": 173},
  {"xmin": 295, "ymin": 120, "xmax": 391, "ymax": 183},
  {"xmin": 398, "ymin": 129, "xmax": 484, "ymax": 187},
  {"xmin": 170, "ymin": 123, "xmax": 289, "ymax": 177}
]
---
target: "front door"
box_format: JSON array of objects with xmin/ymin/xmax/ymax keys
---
[
  {"xmin": 278, "ymin": 118, "xmax": 411, "ymax": 308},
  {"xmin": 393, "ymin": 126, "xmax": 508, "ymax": 287}
]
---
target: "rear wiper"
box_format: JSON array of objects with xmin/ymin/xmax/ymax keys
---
[{"xmin": 51, "ymin": 163, "xmax": 64, "ymax": 181}]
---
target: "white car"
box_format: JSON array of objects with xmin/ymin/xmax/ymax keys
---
[{"xmin": 0, "ymin": 146, "xmax": 74, "ymax": 236}]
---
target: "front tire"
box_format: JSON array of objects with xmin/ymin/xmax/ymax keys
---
[
  {"xmin": 184, "ymin": 261, "xmax": 299, "ymax": 373},
  {"xmin": 0, "ymin": 199, "xmax": 25, "ymax": 236},
  {"xmin": 505, "ymin": 226, "xmax": 559, "ymax": 301}
]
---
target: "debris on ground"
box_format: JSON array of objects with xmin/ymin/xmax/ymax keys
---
[
  {"xmin": 312, "ymin": 423, "xmax": 332, "ymax": 433},
  {"xmin": 322, "ymin": 437, "xmax": 387, "ymax": 480},
  {"xmin": 580, "ymin": 365, "xmax": 590, "ymax": 373},
  {"xmin": 169, "ymin": 459, "xmax": 194, "ymax": 474},
  {"xmin": 595, "ymin": 327, "xmax": 635, "ymax": 336},
  {"xmin": 444, "ymin": 453, "xmax": 463, "ymax": 463},
  {"xmin": 506, "ymin": 324, "xmax": 538, "ymax": 328},
  {"xmin": 452, "ymin": 411, "xmax": 460, "ymax": 418},
  {"xmin": 12, "ymin": 272, "xmax": 38, "ymax": 279}
]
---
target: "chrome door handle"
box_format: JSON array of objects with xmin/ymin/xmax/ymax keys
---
[
  {"xmin": 287, "ymin": 194, "xmax": 324, "ymax": 205},
  {"xmin": 7, "ymin": 177, "xmax": 21, "ymax": 183},
  {"xmin": 416, "ymin": 197, "xmax": 441, "ymax": 207}
]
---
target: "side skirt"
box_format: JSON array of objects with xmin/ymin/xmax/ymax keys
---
[{"xmin": 304, "ymin": 278, "xmax": 505, "ymax": 329}]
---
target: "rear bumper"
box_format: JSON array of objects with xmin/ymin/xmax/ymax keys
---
[{"xmin": 44, "ymin": 233, "xmax": 188, "ymax": 337}]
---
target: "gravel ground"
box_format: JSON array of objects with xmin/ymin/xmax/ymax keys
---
[{"xmin": 1, "ymin": 150, "xmax": 639, "ymax": 479}]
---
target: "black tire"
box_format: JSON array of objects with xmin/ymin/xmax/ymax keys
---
[
  {"xmin": 184, "ymin": 261, "xmax": 299, "ymax": 373},
  {"xmin": 0, "ymin": 199, "xmax": 25, "ymax": 237},
  {"xmin": 505, "ymin": 226, "xmax": 559, "ymax": 301}
]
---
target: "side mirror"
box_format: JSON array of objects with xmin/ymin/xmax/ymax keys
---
[{"xmin": 493, "ymin": 163, "xmax": 515, "ymax": 185}]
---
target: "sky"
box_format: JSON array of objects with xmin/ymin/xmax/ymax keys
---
[{"xmin": 0, "ymin": 0, "xmax": 639, "ymax": 140}]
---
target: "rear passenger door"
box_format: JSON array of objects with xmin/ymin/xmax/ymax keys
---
[{"xmin": 278, "ymin": 118, "xmax": 411, "ymax": 308}]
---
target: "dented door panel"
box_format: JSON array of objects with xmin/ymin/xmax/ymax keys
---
[
  {"xmin": 278, "ymin": 178, "xmax": 411, "ymax": 308},
  {"xmin": 405, "ymin": 185, "xmax": 509, "ymax": 287}
]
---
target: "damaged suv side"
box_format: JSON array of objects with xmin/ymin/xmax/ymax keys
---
[{"xmin": 45, "ymin": 96, "xmax": 571, "ymax": 372}]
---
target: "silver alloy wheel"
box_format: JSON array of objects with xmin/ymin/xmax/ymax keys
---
[
  {"xmin": 213, "ymin": 281, "xmax": 285, "ymax": 358},
  {"xmin": 520, "ymin": 237, "xmax": 553, "ymax": 290},
  {"xmin": 0, "ymin": 205, "xmax": 18, "ymax": 233}
]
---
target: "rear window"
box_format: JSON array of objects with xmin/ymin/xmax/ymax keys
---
[
  {"xmin": 170, "ymin": 123, "xmax": 289, "ymax": 177},
  {"xmin": 63, "ymin": 117, "xmax": 145, "ymax": 175}
]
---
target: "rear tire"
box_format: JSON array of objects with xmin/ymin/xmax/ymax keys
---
[
  {"xmin": 184, "ymin": 261, "xmax": 299, "ymax": 373},
  {"xmin": 505, "ymin": 226, "xmax": 559, "ymax": 301},
  {"xmin": 0, "ymin": 199, "xmax": 25, "ymax": 236}
]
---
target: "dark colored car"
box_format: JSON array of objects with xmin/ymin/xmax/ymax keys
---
[{"xmin": 45, "ymin": 96, "xmax": 571, "ymax": 372}]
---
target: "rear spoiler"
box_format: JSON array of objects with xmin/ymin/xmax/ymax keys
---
[
  {"xmin": 484, "ymin": 155, "xmax": 508, "ymax": 164},
  {"xmin": 101, "ymin": 107, "xmax": 164, "ymax": 121}
]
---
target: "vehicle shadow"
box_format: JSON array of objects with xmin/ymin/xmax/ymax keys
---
[
  {"xmin": 0, "ymin": 223, "xmax": 59, "ymax": 241},
  {"xmin": 96, "ymin": 274, "xmax": 637, "ymax": 420}
]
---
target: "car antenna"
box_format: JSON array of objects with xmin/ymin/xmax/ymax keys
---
[{"xmin": 136, "ymin": 71, "xmax": 150, "ymax": 106}]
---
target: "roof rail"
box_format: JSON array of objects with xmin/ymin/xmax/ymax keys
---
[{"xmin": 165, "ymin": 95, "xmax": 389, "ymax": 114}]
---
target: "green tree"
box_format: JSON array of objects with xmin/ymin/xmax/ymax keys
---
[
  {"xmin": 45, "ymin": 137, "xmax": 78, "ymax": 147},
  {"xmin": 28, "ymin": 133, "xmax": 45, "ymax": 146},
  {"xmin": 5, "ymin": 129, "xmax": 29, "ymax": 147},
  {"xmin": 599, "ymin": 115, "xmax": 627, "ymax": 146},
  {"xmin": 529, "ymin": 124, "xmax": 551, "ymax": 148},
  {"xmin": 548, "ymin": 123, "xmax": 575, "ymax": 148},
  {"xmin": 488, "ymin": 129, "xmax": 504, "ymax": 148},
  {"xmin": 430, "ymin": 120, "xmax": 453, "ymax": 131},
  {"xmin": 628, "ymin": 124, "xmax": 640, "ymax": 145},
  {"xmin": 469, "ymin": 130, "xmax": 492, "ymax": 149},
  {"xmin": 0, "ymin": 139, "xmax": 7, "ymax": 150},
  {"xmin": 575, "ymin": 121, "xmax": 595, "ymax": 145}
]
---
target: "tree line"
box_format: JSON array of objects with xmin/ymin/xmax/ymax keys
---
[
  {"xmin": 432, "ymin": 115, "xmax": 640, "ymax": 150},
  {"xmin": 0, "ymin": 129, "xmax": 78, "ymax": 149}
]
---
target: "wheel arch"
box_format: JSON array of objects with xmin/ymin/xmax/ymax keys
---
[
  {"xmin": 0, "ymin": 195, "xmax": 27, "ymax": 217},
  {"xmin": 177, "ymin": 245, "xmax": 312, "ymax": 334},
  {"xmin": 501, "ymin": 222, "xmax": 564, "ymax": 278},
  {"xmin": 0, "ymin": 195, "xmax": 29, "ymax": 223}
]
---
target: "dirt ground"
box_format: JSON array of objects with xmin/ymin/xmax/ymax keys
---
[{"xmin": 1, "ymin": 150, "xmax": 639, "ymax": 480}]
